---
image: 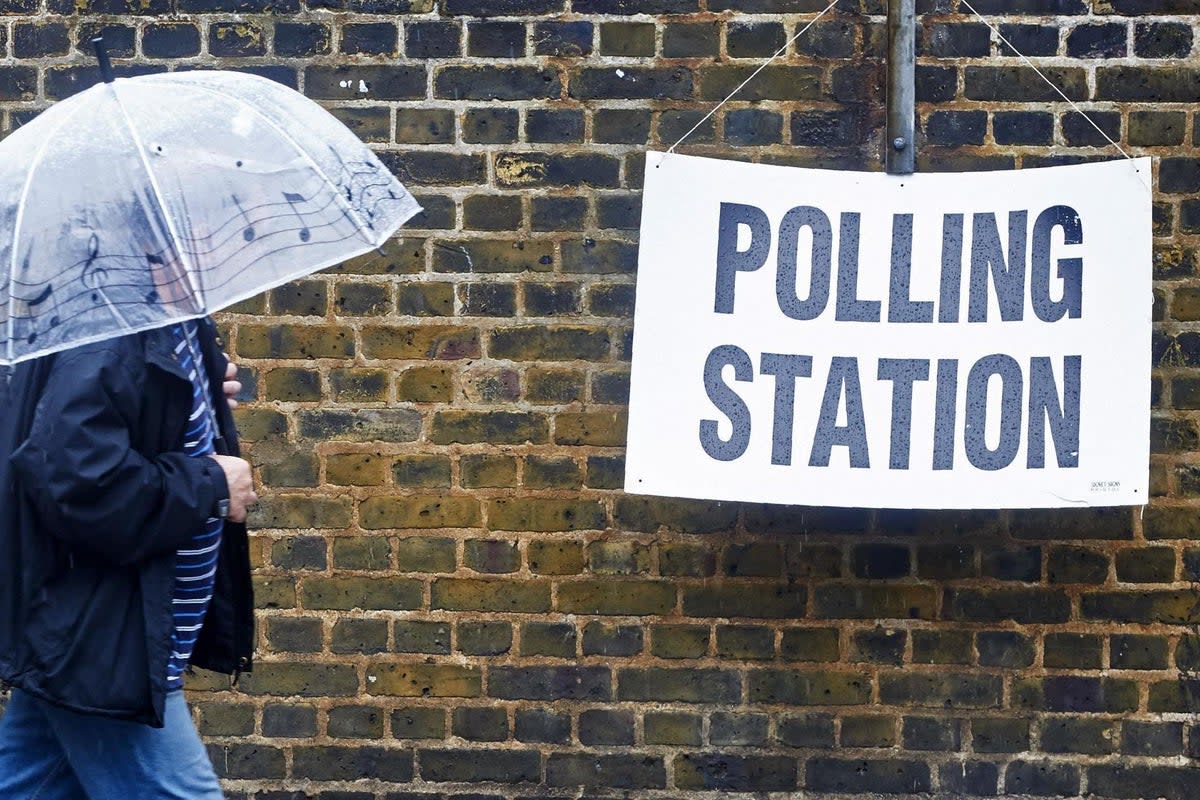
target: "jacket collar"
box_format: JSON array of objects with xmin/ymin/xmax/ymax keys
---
[{"xmin": 142, "ymin": 322, "xmax": 190, "ymax": 382}]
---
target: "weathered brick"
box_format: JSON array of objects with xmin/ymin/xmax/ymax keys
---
[
  {"xmin": 367, "ymin": 664, "xmax": 481, "ymax": 698},
  {"xmin": 490, "ymin": 666, "xmax": 611, "ymax": 700},
  {"xmin": 302, "ymin": 577, "xmax": 422, "ymax": 610},
  {"xmin": 432, "ymin": 579, "xmax": 551, "ymax": 612},
  {"xmin": 559, "ymin": 580, "xmax": 674, "ymax": 615},
  {"xmin": 360, "ymin": 495, "xmax": 480, "ymax": 530}
]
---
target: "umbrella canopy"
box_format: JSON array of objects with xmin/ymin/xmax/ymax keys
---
[{"xmin": 0, "ymin": 69, "xmax": 420, "ymax": 365}]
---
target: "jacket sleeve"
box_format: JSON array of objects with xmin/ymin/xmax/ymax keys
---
[{"xmin": 9, "ymin": 345, "xmax": 230, "ymax": 567}]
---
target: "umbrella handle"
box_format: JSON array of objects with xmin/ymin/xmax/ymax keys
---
[{"xmin": 92, "ymin": 37, "xmax": 114, "ymax": 84}]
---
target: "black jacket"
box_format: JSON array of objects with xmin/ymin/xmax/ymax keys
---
[{"xmin": 0, "ymin": 318, "xmax": 254, "ymax": 727}]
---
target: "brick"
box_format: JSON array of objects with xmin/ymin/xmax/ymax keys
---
[
  {"xmin": 1116, "ymin": 547, "xmax": 1175, "ymax": 582},
  {"xmin": 749, "ymin": 670, "xmax": 871, "ymax": 706},
  {"xmin": 1067, "ymin": 23, "xmax": 1126, "ymax": 58},
  {"xmin": 781, "ymin": 628, "xmax": 840, "ymax": 662},
  {"xmin": 461, "ymin": 454, "xmax": 517, "ymax": 488},
  {"xmin": 1035, "ymin": 677, "xmax": 1139, "ymax": 713},
  {"xmin": 432, "ymin": 579, "xmax": 551, "ymax": 612},
  {"xmin": 807, "ymin": 758, "xmax": 930, "ymax": 794},
  {"xmin": 879, "ymin": 673, "xmax": 1003, "ymax": 709},
  {"xmin": 1098, "ymin": 68, "xmax": 1200, "ymax": 103},
  {"xmin": 814, "ymin": 585, "xmax": 937, "ymax": 620},
  {"xmin": 526, "ymin": 540, "xmax": 584, "ymax": 575},
  {"xmin": 1111, "ymin": 634, "xmax": 1169, "ymax": 670},
  {"xmin": 588, "ymin": 541, "xmax": 650, "ymax": 574},
  {"xmin": 965, "ymin": 66, "xmax": 1086, "ymax": 101},
  {"xmin": 489, "ymin": 497, "xmax": 605, "ymax": 531},
  {"xmin": 360, "ymin": 496, "xmax": 480, "ymax": 530},
  {"xmin": 600, "ymin": 21, "xmax": 654, "ymax": 56},
  {"xmin": 1007, "ymin": 762, "xmax": 1086, "ymax": 797},
  {"xmin": 851, "ymin": 628, "xmax": 906, "ymax": 666},
  {"xmin": 1041, "ymin": 717, "xmax": 1117, "ymax": 755},
  {"xmin": 580, "ymin": 708, "xmax": 634, "ymax": 745},
  {"xmin": 1122, "ymin": 721, "xmax": 1182, "ymax": 756},
  {"xmin": 546, "ymin": 753, "xmax": 666, "ymax": 789},
  {"xmin": 275, "ymin": 22, "xmax": 331, "ymax": 56},
  {"xmin": 457, "ymin": 621, "xmax": 512, "ymax": 656},
  {"xmin": 266, "ymin": 617, "xmax": 322, "ymax": 653},
  {"xmin": 1044, "ymin": 633, "xmax": 1102, "ymax": 669},
  {"xmin": 559, "ymin": 580, "xmax": 674, "ymax": 615},
  {"xmin": 571, "ymin": 67, "xmax": 693, "ymax": 100},
  {"xmin": 973, "ymin": 718, "xmax": 1030, "ymax": 753},
  {"xmin": 645, "ymin": 711, "xmax": 702, "ymax": 745},
  {"xmin": 726, "ymin": 109, "xmax": 783, "ymax": 146},
  {"xmin": 303, "ymin": 577, "xmax": 421, "ymax": 611},
  {"xmin": 594, "ymin": 109, "xmax": 652, "ymax": 146},
  {"xmin": 716, "ymin": 625, "xmax": 774, "ymax": 661},
  {"xmin": 404, "ymin": 20, "xmax": 459, "ymax": 58},
  {"xmin": 306, "ymin": 66, "xmax": 425, "ymax": 100},
  {"xmin": 663, "ymin": 21, "xmax": 717, "ymax": 57},
  {"xmin": 526, "ymin": 456, "xmax": 583, "ymax": 489},
  {"xmin": 841, "ymin": 715, "xmax": 896, "ymax": 748},
  {"xmin": 210, "ymin": 22, "xmax": 266, "ymax": 57},
  {"xmin": 328, "ymin": 705, "xmax": 385, "ymax": 738},
  {"xmin": 521, "ymin": 621, "xmax": 576, "ymax": 658},
  {"xmin": 452, "ymin": 707, "xmax": 507, "ymax": 741},
  {"xmin": 1087, "ymin": 765, "xmax": 1196, "ymax": 800},
  {"xmin": 435, "ymin": 66, "xmax": 560, "ymax": 100},
  {"xmin": 1135, "ymin": 22, "xmax": 1193, "ymax": 59},
  {"xmin": 250, "ymin": 496, "xmax": 351, "ymax": 529},
  {"xmin": 562, "ymin": 238, "xmax": 638, "ymax": 274},
  {"xmin": 419, "ymin": 748, "xmax": 539, "ymax": 783},
  {"xmin": 778, "ymin": 713, "xmax": 836, "ymax": 748},
  {"xmin": 489, "ymin": 666, "xmax": 611, "ymax": 700},
  {"xmin": 432, "ymin": 412, "xmax": 548, "ymax": 445},
  {"xmin": 903, "ymin": 716, "xmax": 961, "ymax": 751},
  {"xmin": 527, "ymin": 109, "xmax": 585, "ymax": 144},
  {"xmin": 394, "ymin": 621, "xmax": 450, "ymax": 654},
  {"xmin": 946, "ymin": 588, "xmax": 1070, "ymax": 623},
  {"xmin": 239, "ymin": 663, "xmax": 358, "ymax": 697},
  {"xmin": 912, "ymin": 630, "xmax": 971, "ymax": 665},
  {"xmin": 261, "ymin": 703, "xmax": 316, "ymax": 737},
  {"xmin": 533, "ymin": 20, "xmax": 592, "ymax": 56},
  {"xmin": 208, "ymin": 743, "xmax": 286, "ymax": 779},
  {"xmin": 851, "ymin": 544, "xmax": 910, "ymax": 579},
  {"xmin": 367, "ymin": 664, "xmax": 481, "ymax": 698},
  {"xmin": 392, "ymin": 707, "xmax": 445, "ymax": 740},
  {"xmin": 582, "ymin": 621, "xmax": 643, "ymax": 656},
  {"xmin": 342, "ymin": 22, "xmax": 397, "ymax": 55},
  {"xmin": 1082, "ymin": 591, "xmax": 1199, "ymax": 624},
  {"xmin": 652, "ymin": 624, "xmax": 709, "ymax": 659},
  {"xmin": 515, "ymin": 708, "xmax": 569, "ymax": 743},
  {"xmin": 676, "ymin": 754, "xmax": 796, "ymax": 791},
  {"xmin": 683, "ymin": 584, "xmax": 805, "ymax": 618},
  {"xmin": 1048, "ymin": 546, "xmax": 1109, "ymax": 584},
  {"xmin": 620, "ymin": 668, "xmax": 739, "ymax": 703}
]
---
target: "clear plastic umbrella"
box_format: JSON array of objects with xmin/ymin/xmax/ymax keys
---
[{"xmin": 0, "ymin": 55, "xmax": 420, "ymax": 365}]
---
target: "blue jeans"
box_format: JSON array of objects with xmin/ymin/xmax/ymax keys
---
[{"xmin": 0, "ymin": 688, "xmax": 224, "ymax": 800}]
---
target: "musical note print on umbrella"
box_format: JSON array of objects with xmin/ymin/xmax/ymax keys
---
[{"xmin": 0, "ymin": 64, "xmax": 420, "ymax": 365}]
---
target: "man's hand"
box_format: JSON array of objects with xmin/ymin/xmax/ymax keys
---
[
  {"xmin": 223, "ymin": 354, "xmax": 241, "ymax": 410},
  {"xmin": 208, "ymin": 454, "xmax": 257, "ymax": 523}
]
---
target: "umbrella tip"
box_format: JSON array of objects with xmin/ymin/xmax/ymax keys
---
[{"xmin": 92, "ymin": 37, "xmax": 114, "ymax": 84}]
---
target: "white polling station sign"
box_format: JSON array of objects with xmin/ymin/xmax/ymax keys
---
[{"xmin": 625, "ymin": 152, "xmax": 1152, "ymax": 509}]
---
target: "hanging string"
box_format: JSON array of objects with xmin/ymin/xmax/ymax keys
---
[
  {"xmin": 665, "ymin": 0, "xmax": 843, "ymax": 156},
  {"xmin": 958, "ymin": 0, "xmax": 1138, "ymax": 164}
]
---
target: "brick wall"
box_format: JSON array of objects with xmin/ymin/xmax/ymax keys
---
[{"xmin": 2, "ymin": 0, "xmax": 1199, "ymax": 797}]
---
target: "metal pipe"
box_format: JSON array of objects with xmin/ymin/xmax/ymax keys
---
[{"xmin": 886, "ymin": 0, "xmax": 915, "ymax": 174}]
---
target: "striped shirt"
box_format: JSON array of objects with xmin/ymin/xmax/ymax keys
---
[{"xmin": 165, "ymin": 321, "xmax": 225, "ymax": 690}]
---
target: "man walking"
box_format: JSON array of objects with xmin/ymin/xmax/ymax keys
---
[{"xmin": 0, "ymin": 315, "xmax": 257, "ymax": 798}]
